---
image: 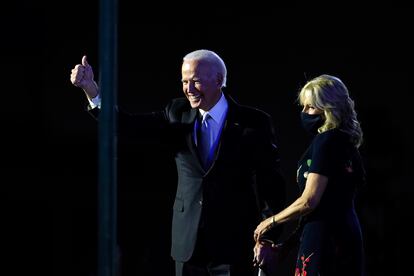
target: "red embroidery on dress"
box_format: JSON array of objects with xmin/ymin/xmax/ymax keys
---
[{"xmin": 295, "ymin": 252, "xmax": 314, "ymax": 276}]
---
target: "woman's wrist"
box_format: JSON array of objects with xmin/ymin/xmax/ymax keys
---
[{"xmin": 270, "ymin": 216, "xmax": 275, "ymax": 227}]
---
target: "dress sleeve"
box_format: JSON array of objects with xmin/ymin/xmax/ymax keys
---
[{"xmin": 308, "ymin": 131, "xmax": 343, "ymax": 177}]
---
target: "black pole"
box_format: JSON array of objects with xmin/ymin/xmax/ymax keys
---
[{"xmin": 98, "ymin": 0, "xmax": 118, "ymax": 275}]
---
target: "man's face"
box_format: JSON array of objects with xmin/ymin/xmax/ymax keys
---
[{"xmin": 181, "ymin": 59, "xmax": 222, "ymax": 111}]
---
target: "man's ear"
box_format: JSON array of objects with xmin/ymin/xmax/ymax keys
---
[{"xmin": 216, "ymin": 73, "xmax": 224, "ymax": 87}]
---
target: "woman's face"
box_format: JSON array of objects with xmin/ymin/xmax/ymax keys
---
[{"xmin": 302, "ymin": 91, "xmax": 323, "ymax": 115}]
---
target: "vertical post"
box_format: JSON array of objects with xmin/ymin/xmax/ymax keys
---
[{"xmin": 98, "ymin": 0, "xmax": 118, "ymax": 275}]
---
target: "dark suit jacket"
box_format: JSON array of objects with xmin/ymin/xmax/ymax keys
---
[{"xmin": 91, "ymin": 94, "xmax": 285, "ymax": 264}]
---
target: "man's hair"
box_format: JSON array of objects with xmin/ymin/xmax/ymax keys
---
[{"xmin": 183, "ymin": 49, "xmax": 227, "ymax": 88}]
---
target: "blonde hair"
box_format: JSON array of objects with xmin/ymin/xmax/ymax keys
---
[{"xmin": 298, "ymin": 74, "xmax": 363, "ymax": 147}]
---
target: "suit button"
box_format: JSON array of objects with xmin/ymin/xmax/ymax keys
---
[{"xmin": 199, "ymin": 200, "xmax": 203, "ymax": 206}]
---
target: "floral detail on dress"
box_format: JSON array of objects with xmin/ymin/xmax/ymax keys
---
[
  {"xmin": 302, "ymin": 159, "xmax": 312, "ymax": 179},
  {"xmin": 295, "ymin": 252, "xmax": 314, "ymax": 276}
]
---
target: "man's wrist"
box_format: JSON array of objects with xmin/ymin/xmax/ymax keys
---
[
  {"xmin": 88, "ymin": 91, "xmax": 101, "ymax": 109},
  {"xmin": 83, "ymin": 81, "xmax": 99, "ymax": 99}
]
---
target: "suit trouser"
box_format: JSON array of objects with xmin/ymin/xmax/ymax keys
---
[
  {"xmin": 175, "ymin": 261, "xmax": 257, "ymax": 276},
  {"xmin": 175, "ymin": 261, "xmax": 231, "ymax": 276},
  {"xmin": 174, "ymin": 228, "xmax": 255, "ymax": 276}
]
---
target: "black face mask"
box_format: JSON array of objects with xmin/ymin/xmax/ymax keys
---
[{"xmin": 300, "ymin": 112, "xmax": 324, "ymax": 135}]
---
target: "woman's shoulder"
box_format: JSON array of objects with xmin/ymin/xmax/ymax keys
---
[{"xmin": 312, "ymin": 129, "xmax": 350, "ymax": 149}]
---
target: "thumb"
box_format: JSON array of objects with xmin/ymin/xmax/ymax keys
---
[{"xmin": 82, "ymin": 55, "xmax": 89, "ymax": 66}]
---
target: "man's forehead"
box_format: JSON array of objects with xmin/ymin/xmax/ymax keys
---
[{"xmin": 182, "ymin": 62, "xmax": 192, "ymax": 71}]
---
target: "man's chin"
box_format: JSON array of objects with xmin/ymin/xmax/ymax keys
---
[{"xmin": 189, "ymin": 101, "xmax": 201, "ymax": 109}]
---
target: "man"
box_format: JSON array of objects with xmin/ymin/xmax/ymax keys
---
[{"xmin": 70, "ymin": 49, "xmax": 285, "ymax": 276}]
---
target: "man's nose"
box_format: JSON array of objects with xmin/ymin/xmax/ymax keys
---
[{"xmin": 187, "ymin": 82, "xmax": 196, "ymax": 93}]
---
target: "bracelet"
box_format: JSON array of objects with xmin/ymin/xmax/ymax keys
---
[{"xmin": 271, "ymin": 216, "xmax": 276, "ymax": 227}]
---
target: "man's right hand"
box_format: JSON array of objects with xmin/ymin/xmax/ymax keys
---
[
  {"xmin": 70, "ymin": 55, "xmax": 99, "ymax": 99},
  {"xmin": 253, "ymin": 239, "xmax": 283, "ymax": 275}
]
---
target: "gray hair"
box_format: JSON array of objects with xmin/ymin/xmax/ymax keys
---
[{"xmin": 183, "ymin": 49, "xmax": 227, "ymax": 88}]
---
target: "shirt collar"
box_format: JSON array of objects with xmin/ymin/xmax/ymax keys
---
[{"xmin": 199, "ymin": 93, "xmax": 228, "ymax": 124}]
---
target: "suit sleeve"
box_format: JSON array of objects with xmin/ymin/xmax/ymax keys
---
[
  {"xmin": 87, "ymin": 103, "xmax": 170, "ymax": 147},
  {"xmin": 255, "ymin": 115, "xmax": 286, "ymax": 240}
]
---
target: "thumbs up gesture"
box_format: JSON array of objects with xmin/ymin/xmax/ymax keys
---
[{"xmin": 70, "ymin": 55, "xmax": 98, "ymax": 98}]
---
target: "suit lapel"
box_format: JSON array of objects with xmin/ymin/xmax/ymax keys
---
[
  {"xmin": 181, "ymin": 94, "xmax": 244, "ymax": 173},
  {"xmin": 207, "ymin": 96, "xmax": 243, "ymax": 170},
  {"xmin": 182, "ymin": 108, "xmax": 205, "ymax": 169},
  {"xmin": 216, "ymin": 99, "xmax": 243, "ymax": 152}
]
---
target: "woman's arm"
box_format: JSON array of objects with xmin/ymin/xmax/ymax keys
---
[{"xmin": 254, "ymin": 172, "xmax": 328, "ymax": 239}]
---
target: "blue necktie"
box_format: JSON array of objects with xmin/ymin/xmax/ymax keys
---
[{"xmin": 198, "ymin": 113, "xmax": 212, "ymax": 169}]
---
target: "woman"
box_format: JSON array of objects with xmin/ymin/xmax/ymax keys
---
[{"xmin": 254, "ymin": 74, "xmax": 366, "ymax": 276}]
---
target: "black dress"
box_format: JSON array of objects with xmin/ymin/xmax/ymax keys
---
[{"xmin": 295, "ymin": 129, "xmax": 366, "ymax": 276}]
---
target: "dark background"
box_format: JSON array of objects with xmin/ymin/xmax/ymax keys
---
[{"xmin": 3, "ymin": 2, "xmax": 411, "ymax": 275}]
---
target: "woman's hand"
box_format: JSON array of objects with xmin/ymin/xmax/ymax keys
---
[{"xmin": 253, "ymin": 216, "xmax": 274, "ymax": 241}]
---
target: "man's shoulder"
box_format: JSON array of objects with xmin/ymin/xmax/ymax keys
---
[
  {"xmin": 163, "ymin": 97, "xmax": 194, "ymax": 123},
  {"xmin": 227, "ymin": 94, "xmax": 270, "ymax": 119},
  {"xmin": 236, "ymin": 103, "xmax": 272, "ymax": 122},
  {"xmin": 167, "ymin": 97, "xmax": 192, "ymax": 112}
]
